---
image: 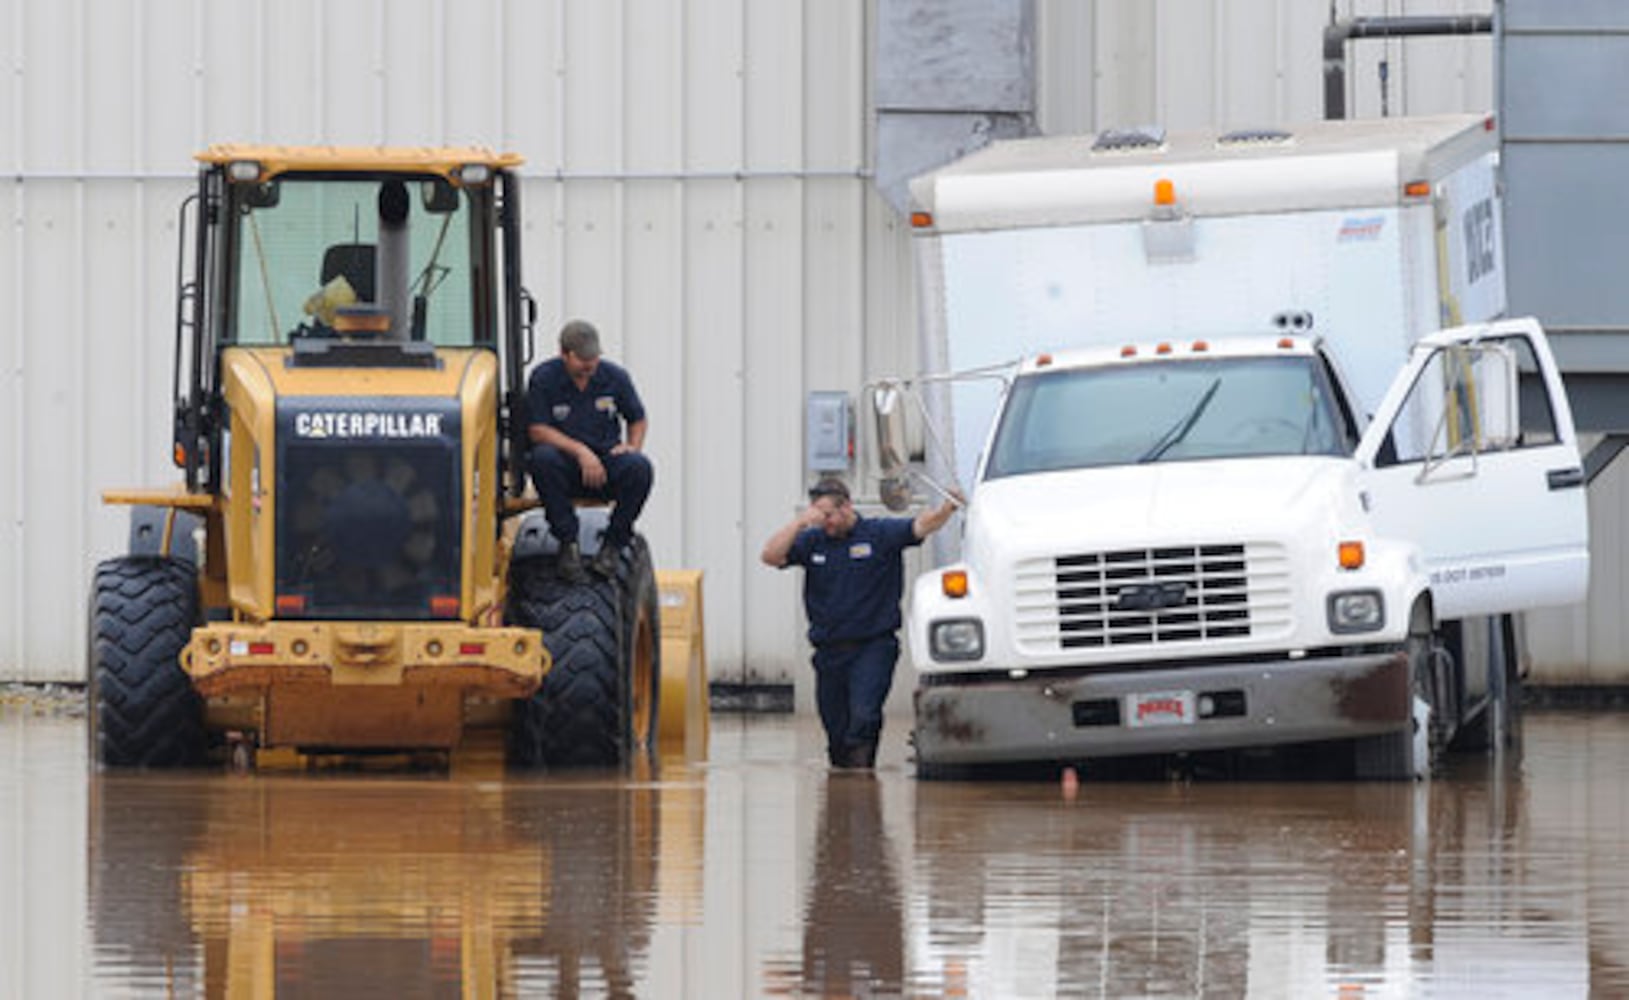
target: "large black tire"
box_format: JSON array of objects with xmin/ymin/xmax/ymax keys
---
[
  {"xmin": 610, "ymin": 534, "xmax": 661, "ymax": 758},
  {"xmin": 506, "ymin": 532, "xmax": 660, "ymax": 768},
  {"xmin": 87, "ymin": 556, "xmax": 207, "ymax": 768}
]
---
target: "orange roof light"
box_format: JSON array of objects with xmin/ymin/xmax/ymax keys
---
[
  {"xmin": 1403, "ymin": 180, "xmax": 1432, "ymax": 198},
  {"xmin": 942, "ymin": 569, "xmax": 969, "ymax": 599},
  {"xmin": 1120, "ymin": 345, "xmax": 1137, "ymax": 358},
  {"xmin": 1277, "ymin": 337, "xmax": 1295, "ymax": 349},
  {"xmin": 1036, "ymin": 353, "xmax": 1054, "ymax": 367},
  {"xmin": 1153, "ymin": 178, "xmax": 1176, "ymax": 206},
  {"xmin": 1338, "ymin": 541, "xmax": 1365, "ymax": 570},
  {"xmin": 910, "ymin": 211, "xmax": 934, "ymax": 228},
  {"xmin": 1191, "ymin": 340, "xmax": 1209, "ymax": 352},
  {"xmin": 1155, "ymin": 342, "xmax": 1173, "ymax": 355}
]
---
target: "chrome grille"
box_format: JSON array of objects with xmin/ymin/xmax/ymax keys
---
[{"xmin": 1014, "ymin": 543, "xmax": 1293, "ymax": 654}]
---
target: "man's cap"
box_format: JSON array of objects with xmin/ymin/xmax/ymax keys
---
[
  {"xmin": 808, "ymin": 477, "xmax": 851, "ymax": 503},
  {"xmin": 559, "ymin": 319, "xmax": 602, "ymax": 359}
]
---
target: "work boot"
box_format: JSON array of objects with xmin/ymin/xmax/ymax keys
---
[
  {"xmin": 589, "ymin": 539, "xmax": 622, "ymax": 579},
  {"xmin": 843, "ymin": 741, "xmax": 878, "ymax": 769},
  {"xmin": 556, "ymin": 540, "xmax": 586, "ymax": 584}
]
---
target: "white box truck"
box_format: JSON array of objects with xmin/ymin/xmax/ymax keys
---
[{"xmin": 883, "ymin": 113, "xmax": 1589, "ymax": 778}]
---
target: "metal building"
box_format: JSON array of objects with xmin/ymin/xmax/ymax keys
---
[{"xmin": 14, "ymin": 0, "xmax": 1614, "ymax": 696}]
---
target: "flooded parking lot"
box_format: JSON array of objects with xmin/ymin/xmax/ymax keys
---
[{"xmin": 3, "ymin": 696, "xmax": 1627, "ymax": 998}]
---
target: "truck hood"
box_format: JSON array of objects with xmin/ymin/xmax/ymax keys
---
[{"xmin": 970, "ymin": 457, "xmax": 1354, "ymax": 553}]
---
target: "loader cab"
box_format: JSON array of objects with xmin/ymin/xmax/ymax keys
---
[{"xmin": 174, "ymin": 146, "xmax": 536, "ymax": 498}]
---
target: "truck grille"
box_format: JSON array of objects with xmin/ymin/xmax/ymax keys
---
[
  {"xmin": 1014, "ymin": 543, "xmax": 1292, "ymax": 653},
  {"xmin": 275, "ymin": 400, "xmax": 462, "ymax": 619}
]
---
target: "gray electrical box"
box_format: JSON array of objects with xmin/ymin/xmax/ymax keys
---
[{"xmin": 806, "ymin": 391, "xmax": 852, "ymax": 473}]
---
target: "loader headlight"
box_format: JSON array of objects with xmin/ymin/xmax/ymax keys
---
[
  {"xmin": 930, "ymin": 618, "xmax": 984, "ymax": 661},
  {"xmin": 457, "ymin": 163, "xmax": 493, "ymax": 186},
  {"xmin": 227, "ymin": 159, "xmax": 264, "ymax": 183},
  {"xmin": 1327, "ymin": 590, "xmax": 1384, "ymax": 634}
]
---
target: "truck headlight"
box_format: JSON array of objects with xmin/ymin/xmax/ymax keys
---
[
  {"xmin": 930, "ymin": 618, "xmax": 984, "ymax": 661},
  {"xmin": 1327, "ymin": 590, "xmax": 1384, "ymax": 633}
]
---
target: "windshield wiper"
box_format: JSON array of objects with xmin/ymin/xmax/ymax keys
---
[{"xmin": 1139, "ymin": 377, "xmax": 1221, "ymax": 463}]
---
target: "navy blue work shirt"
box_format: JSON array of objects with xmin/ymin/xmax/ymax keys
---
[
  {"xmin": 783, "ymin": 514, "xmax": 922, "ymax": 646},
  {"xmin": 526, "ymin": 357, "xmax": 646, "ymax": 456}
]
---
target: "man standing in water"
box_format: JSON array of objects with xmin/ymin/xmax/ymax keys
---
[{"xmin": 761, "ymin": 477, "xmax": 959, "ymax": 768}]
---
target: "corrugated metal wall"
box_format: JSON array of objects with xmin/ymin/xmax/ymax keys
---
[{"xmin": 21, "ymin": 0, "xmax": 1608, "ymax": 694}]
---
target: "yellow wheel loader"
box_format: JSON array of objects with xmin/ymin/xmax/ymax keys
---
[{"xmin": 89, "ymin": 146, "xmax": 660, "ymax": 769}]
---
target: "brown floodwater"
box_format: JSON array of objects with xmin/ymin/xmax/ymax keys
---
[{"xmin": 1, "ymin": 700, "xmax": 1626, "ymax": 998}]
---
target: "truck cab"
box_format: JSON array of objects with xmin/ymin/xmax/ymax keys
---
[{"xmin": 902, "ymin": 320, "xmax": 1585, "ymax": 778}]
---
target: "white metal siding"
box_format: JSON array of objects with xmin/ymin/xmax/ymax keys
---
[{"xmin": 11, "ymin": 0, "xmax": 1609, "ymax": 690}]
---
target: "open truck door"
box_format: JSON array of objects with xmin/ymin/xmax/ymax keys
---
[{"xmin": 1355, "ymin": 317, "xmax": 1588, "ymax": 619}]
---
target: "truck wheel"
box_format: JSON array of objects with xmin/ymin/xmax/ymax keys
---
[
  {"xmin": 506, "ymin": 553, "xmax": 628, "ymax": 768},
  {"xmin": 1353, "ymin": 599, "xmax": 1440, "ymax": 780},
  {"xmin": 87, "ymin": 556, "xmax": 207, "ymax": 768}
]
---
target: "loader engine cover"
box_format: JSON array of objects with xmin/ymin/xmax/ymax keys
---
[{"xmin": 276, "ymin": 397, "xmax": 462, "ymax": 618}]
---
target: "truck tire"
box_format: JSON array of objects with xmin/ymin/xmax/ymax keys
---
[
  {"xmin": 507, "ymin": 532, "xmax": 659, "ymax": 768},
  {"xmin": 88, "ymin": 556, "xmax": 207, "ymax": 768},
  {"xmin": 1353, "ymin": 599, "xmax": 1442, "ymax": 780}
]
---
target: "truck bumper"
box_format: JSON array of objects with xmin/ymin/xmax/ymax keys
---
[
  {"xmin": 181, "ymin": 621, "xmax": 549, "ymax": 750},
  {"xmin": 913, "ymin": 648, "xmax": 1410, "ymax": 767}
]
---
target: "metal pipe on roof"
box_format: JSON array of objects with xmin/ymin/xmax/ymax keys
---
[{"xmin": 1324, "ymin": 15, "xmax": 1495, "ymax": 121}]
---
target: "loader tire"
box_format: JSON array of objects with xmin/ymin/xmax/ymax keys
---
[
  {"xmin": 88, "ymin": 556, "xmax": 207, "ymax": 768},
  {"xmin": 507, "ymin": 554, "xmax": 627, "ymax": 768},
  {"xmin": 608, "ymin": 534, "xmax": 661, "ymax": 758}
]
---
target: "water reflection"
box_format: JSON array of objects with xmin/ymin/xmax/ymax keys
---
[
  {"xmin": 905, "ymin": 728, "xmax": 1627, "ymax": 999},
  {"xmin": 16, "ymin": 710, "xmax": 1628, "ymax": 997},
  {"xmin": 790, "ymin": 775, "xmax": 905, "ymax": 997},
  {"xmin": 88, "ymin": 768, "xmax": 694, "ymax": 998}
]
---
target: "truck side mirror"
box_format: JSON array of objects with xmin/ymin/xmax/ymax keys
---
[{"xmin": 871, "ymin": 383, "xmax": 913, "ymax": 512}]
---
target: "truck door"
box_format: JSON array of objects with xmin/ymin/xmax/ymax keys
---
[{"xmin": 1354, "ymin": 317, "xmax": 1588, "ymax": 619}]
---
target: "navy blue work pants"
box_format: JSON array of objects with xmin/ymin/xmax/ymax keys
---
[
  {"xmin": 528, "ymin": 445, "xmax": 654, "ymax": 548},
  {"xmin": 812, "ymin": 634, "xmax": 899, "ymax": 767}
]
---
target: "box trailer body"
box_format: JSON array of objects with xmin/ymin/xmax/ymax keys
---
[{"xmin": 898, "ymin": 114, "xmax": 1588, "ymax": 777}]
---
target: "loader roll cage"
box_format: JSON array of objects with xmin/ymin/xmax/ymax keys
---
[{"xmin": 171, "ymin": 149, "xmax": 536, "ymax": 502}]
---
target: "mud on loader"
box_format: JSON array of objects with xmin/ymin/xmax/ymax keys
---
[{"xmin": 89, "ymin": 146, "xmax": 662, "ymax": 769}]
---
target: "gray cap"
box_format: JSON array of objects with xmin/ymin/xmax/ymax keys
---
[{"xmin": 559, "ymin": 319, "xmax": 602, "ymax": 359}]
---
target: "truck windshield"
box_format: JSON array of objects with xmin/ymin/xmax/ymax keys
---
[
  {"xmin": 984, "ymin": 355, "xmax": 1350, "ymax": 479},
  {"xmin": 228, "ymin": 175, "xmax": 479, "ymax": 346}
]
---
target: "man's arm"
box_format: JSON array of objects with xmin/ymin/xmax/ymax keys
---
[
  {"xmin": 529, "ymin": 421, "xmax": 608, "ymax": 488},
  {"xmin": 912, "ymin": 492, "xmax": 964, "ymax": 541},
  {"xmin": 613, "ymin": 417, "xmax": 647, "ymax": 454},
  {"xmin": 762, "ymin": 504, "xmax": 824, "ymax": 568}
]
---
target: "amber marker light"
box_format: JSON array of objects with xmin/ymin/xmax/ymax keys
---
[
  {"xmin": 1403, "ymin": 180, "xmax": 1432, "ymax": 198},
  {"xmin": 275, "ymin": 594, "xmax": 306, "ymax": 615},
  {"xmin": 942, "ymin": 569, "xmax": 970, "ymax": 598},
  {"xmin": 1153, "ymin": 178, "xmax": 1176, "ymax": 206},
  {"xmin": 1338, "ymin": 541, "xmax": 1365, "ymax": 570},
  {"xmin": 1191, "ymin": 340, "xmax": 1209, "ymax": 352},
  {"xmin": 1277, "ymin": 337, "xmax": 1295, "ymax": 349},
  {"xmin": 1036, "ymin": 353, "xmax": 1054, "ymax": 367},
  {"xmin": 430, "ymin": 595, "xmax": 461, "ymax": 618},
  {"xmin": 910, "ymin": 211, "xmax": 934, "ymax": 228},
  {"xmin": 173, "ymin": 442, "xmax": 187, "ymax": 467},
  {"xmin": 1156, "ymin": 342, "xmax": 1173, "ymax": 355}
]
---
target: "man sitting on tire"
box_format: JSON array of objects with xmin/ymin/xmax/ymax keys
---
[{"xmin": 526, "ymin": 320, "xmax": 654, "ymax": 583}]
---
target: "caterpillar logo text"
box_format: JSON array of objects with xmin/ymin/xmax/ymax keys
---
[{"xmin": 294, "ymin": 411, "xmax": 445, "ymax": 440}]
